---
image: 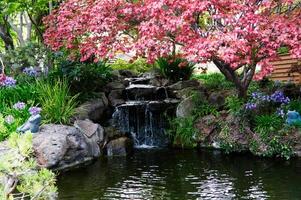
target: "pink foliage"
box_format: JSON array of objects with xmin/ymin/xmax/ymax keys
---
[{"xmin": 44, "ymin": 0, "xmax": 301, "ymax": 79}]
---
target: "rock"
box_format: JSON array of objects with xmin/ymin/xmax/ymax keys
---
[
  {"xmin": 74, "ymin": 119, "xmax": 105, "ymax": 154},
  {"xmin": 149, "ymin": 77, "xmax": 170, "ymax": 87},
  {"xmin": 105, "ymin": 81, "xmax": 126, "ymax": 91},
  {"xmin": 108, "ymin": 89, "xmax": 125, "ymax": 107},
  {"xmin": 176, "ymin": 96, "xmax": 196, "ymax": 118},
  {"xmin": 174, "ymin": 87, "xmax": 207, "ymax": 100},
  {"xmin": 194, "ymin": 112, "xmax": 251, "ymax": 150},
  {"xmin": 125, "ymin": 84, "xmax": 157, "ymax": 100},
  {"xmin": 104, "ymin": 127, "xmax": 124, "ymax": 140},
  {"xmin": 194, "ymin": 114, "xmax": 217, "ymax": 143},
  {"xmin": 106, "ymin": 137, "xmax": 133, "ymax": 156},
  {"xmin": 111, "ymin": 70, "xmax": 136, "ymax": 80},
  {"xmin": 287, "ymin": 129, "xmax": 301, "ymax": 156},
  {"xmin": 33, "ymin": 123, "xmax": 104, "ymax": 170},
  {"xmin": 17, "ymin": 114, "xmax": 41, "ymax": 133},
  {"xmin": 118, "ymin": 70, "xmax": 136, "ymax": 78},
  {"xmin": 168, "ymin": 80, "xmax": 200, "ymax": 90},
  {"xmin": 208, "ymin": 92, "xmax": 225, "ymax": 109},
  {"xmin": 74, "ymin": 93, "xmax": 109, "ymax": 123},
  {"xmin": 218, "ymin": 114, "xmax": 251, "ymax": 149}
]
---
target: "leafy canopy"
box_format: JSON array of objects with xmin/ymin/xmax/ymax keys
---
[{"xmin": 44, "ymin": 0, "xmax": 301, "ymax": 95}]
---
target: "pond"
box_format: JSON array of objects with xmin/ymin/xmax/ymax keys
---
[{"xmin": 57, "ymin": 149, "xmax": 301, "ymax": 200}]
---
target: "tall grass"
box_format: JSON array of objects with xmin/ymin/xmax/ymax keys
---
[{"xmin": 36, "ymin": 79, "xmax": 78, "ymax": 124}]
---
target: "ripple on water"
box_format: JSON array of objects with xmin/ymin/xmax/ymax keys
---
[{"xmin": 57, "ymin": 149, "xmax": 301, "ymax": 200}]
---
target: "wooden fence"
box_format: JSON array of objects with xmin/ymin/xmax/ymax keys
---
[{"xmin": 269, "ymin": 54, "xmax": 301, "ymax": 84}]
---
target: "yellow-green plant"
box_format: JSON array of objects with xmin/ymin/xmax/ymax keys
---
[
  {"xmin": 110, "ymin": 58, "xmax": 153, "ymax": 74},
  {"xmin": 0, "ymin": 114, "xmax": 9, "ymax": 141},
  {"xmin": 36, "ymin": 79, "xmax": 78, "ymax": 124},
  {"xmin": 0, "ymin": 132, "xmax": 57, "ymax": 199}
]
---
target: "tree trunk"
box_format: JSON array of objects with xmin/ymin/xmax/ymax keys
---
[
  {"xmin": 237, "ymin": 85, "xmax": 248, "ymax": 99},
  {"xmin": 212, "ymin": 58, "xmax": 254, "ymax": 99},
  {"xmin": 0, "ymin": 19, "xmax": 14, "ymax": 50}
]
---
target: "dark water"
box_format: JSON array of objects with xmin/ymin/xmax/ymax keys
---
[{"xmin": 57, "ymin": 149, "xmax": 301, "ymax": 200}]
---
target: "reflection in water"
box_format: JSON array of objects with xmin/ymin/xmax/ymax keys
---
[{"xmin": 58, "ymin": 149, "xmax": 301, "ymax": 200}]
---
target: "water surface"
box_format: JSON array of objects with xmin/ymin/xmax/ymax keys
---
[{"xmin": 58, "ymin": 149, "xmax": 301, "ymax": 200}]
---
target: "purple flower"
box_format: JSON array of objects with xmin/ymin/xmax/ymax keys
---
[
  {"xmin": 29, "ymin": 106, "xmax": 42, "ymax": 115},
  {"xmin": 23, "ymin": 67, "xmax": 38, "ymax": 77},
  {"xmin": 13, "ymin": 102, "xmax": 26, "ymax": 110},
  {"xmin": 1, "ymin": 76, "xmax": 16, "ymax": 87},
  {"xmin": 251, "ymin": 92, "xmax": 262, "ymax": 99},
  {"xmin": 245, "ymin": 103, "xmax": 257, "ymax": 110},
  {"xmin": 276, "ymin": 108, "xmax": 285, "ymax": 118},
  {"xmin": 270, "ymin": 91, "xmax": 290, "ymax": 104},
  {"xmin": 4, "ymin": 115, "xmax": 15, "ymax": 124}
]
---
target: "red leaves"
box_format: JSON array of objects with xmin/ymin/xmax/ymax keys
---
[{"xmin": 44, "ymin": 0, "xmax": 301, "ymax": 79}]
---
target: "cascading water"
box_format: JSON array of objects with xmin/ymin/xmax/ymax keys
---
[{"xmin": 112, "ymin": 78, "xmax": 179, "ymax": 148}]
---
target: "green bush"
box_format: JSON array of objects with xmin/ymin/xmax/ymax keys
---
[
  {"xmin": 156, "ymin": 55, "xmax": 195, "ymax": 81},
  {"xmin": 192, "ymin": 73, "xmax": 234, "ymax": 91},
  {"xmin": 265, "ymin": 136, "xmax": 293, "ymax": 160},
  {"xmin": 225, "ymin": 95, "xmax": 244, "ymax": 115},
  {"xmin": 168, "ymin": 116, "xmax": 197, "ymax": 148},
  {"xmin": 287, "ymin": 100, "xmax": 301, "ymax": 114},
  {"xmin": 0, "ymin": 114, "xmax": 10, "ymax": 141},
  {"xmin": 0, "ymin": 83, "xmax": 39, "ymax": 108},
  {"xmin": 110, "ymin": 58, "xmax": 153, "ymax": 74},
  {"xmin": 254, "ymin": 114, "xmax": 283, "ymax": 138},
  {"xmin": 168, "ymin": 95, "xmax": 219, "ymax": 148},
  {"xmin": 1, "ymin": 42, "xmax": 52, "ymax": 74},
  {"xmin": 36, "ymin": 79, "xmax": 78, "ymax": 124},
  {"xmin": 193, "ymin": 102, "xmax": 219, "ymax": 118},
  {"xmin": 49, "ymin": 60, "xmax": 112, "ymax": 96},
  {"xmin": 0, "ymin": 132, "xmax": 57, "ymax": 199}
]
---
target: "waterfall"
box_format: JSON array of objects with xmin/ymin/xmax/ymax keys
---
[{"xmin": 112, "ymin": 78, "xmax": 179, "ymax": 148}]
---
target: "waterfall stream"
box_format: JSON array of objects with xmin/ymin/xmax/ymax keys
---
[{"xmin": 112, "ymin": 78, "xmax": 179, "ymax": 148}]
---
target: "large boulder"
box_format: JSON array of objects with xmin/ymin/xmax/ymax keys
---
[
  {"xmin": 208, "ymin": 92, "xmax": 225, "ymax": 109},
  {"xmin": 194, "ymin": 113, "xmax": 253, "ymax": 151},
  {"xmin": 108, "ymin": 89, "xmax": 125, "ymax": 107},
  {"xmin": 105, "ymin": 81, "xmax": 126, "ymax": 91},
  {"xmin": 74, "ymin": 119, "xmax": 105, "ymax": 154},
  {"xmin": 74, "ymin": 93, "xmax": 109, "ymax": 123},
  {"xmin": 104, "ymin": 127, "xmax": 125, "ymax": 141},
  {"xmin": 33, "ymin": 122, "xmax": 104, "ymax": 170},
  {"xmin": 176, "ymin": 96, "xmax": 196, "ymax": 118},
  {"xmin": 106, "ymin": 137, "xmax": 133, "ymax": 156},
  {"xmin": 194, "ymin": 114, "xmax": 218, "ymax": 143}
]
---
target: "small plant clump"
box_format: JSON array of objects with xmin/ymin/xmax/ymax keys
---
[
  {"xmin": 192, "ymin": 73, "xmax": 234, "ymax": 91},
  {"xmin": 156, "ymin": 55, "xmax": 195, "ymax": 82},
  {"xmin": 35, "ymin": 79, "xmax": 78, "ymax": 124},
  {"xmin": 0, "ymin": 132, "xmax": 57, "ymax": 199}
]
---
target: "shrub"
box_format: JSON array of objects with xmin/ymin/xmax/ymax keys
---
[
  {"xmin": 168, "ymin": 95, "xmax": 219, "ymax": 148},
  {"xmin": 36, "ymin": 79, "xmax": 78, "ymax": 124},
  {"xmin": 0, "ymin": 83, "xmax": 39, "ymax": 108},
  {"xmin": 167, "ymin": 116, "xmax": 197, "ymax": 148},
  {"xmin": 225, "ymin": 95, "xmax": 244, "ymax": 115},
  {"xmin": 0, "ymin": 132, "xmax": 57, "ymax": 199},
  {"xmin": 0, "ymin": 114, "xmax": 10, "ymax": 141},
  {"xmin": 1, "ymin": 42, "xmax": 52, "ymax": 74},
  {"xmin": 49, "ymin": 60, "xmax": 112, "ymax": 96},
  {"xmin": 254, "ymin": 114, "xmax": 283, "ymax": 137},
  {"xmin": 110, "ymin": 58, "xmax": 153, "ymax": 74},
  {"xmin": 192, "ymin": 73, "xmax": 234, "ymax": 91},
  {"xmin": 156, "ymin": 55, "xmax": 195, "ymax": 81},
  {"xmin": 287, "ymin": 99, "xmax": 301, "ymax": 114}
]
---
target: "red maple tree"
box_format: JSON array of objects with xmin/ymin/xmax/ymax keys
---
[{"xmin": 44, "ymin": 0, "xmax": 301, "ymax": 97}]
